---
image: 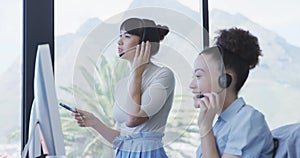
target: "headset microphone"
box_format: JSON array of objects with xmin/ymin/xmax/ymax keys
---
[
  {"xmin": 119, "ymin": 46, "xmax": 137, "ymax": 57},
  {"xmin": 196, "ymin": 94, "xmax": 205, "ymax": 99},
  {"xmin": 195, "ymin": 88, "xmax": 226, "ymax": 99},
  {"xmin": 119, "ymin": 53, "xmax": 125, "ymax": 57},
  {"xmin": 119, "ymin": 52, "xmax": 125, "ymax": 57}
]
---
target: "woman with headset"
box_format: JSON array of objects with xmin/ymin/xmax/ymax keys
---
[
  {"xmin": 73, "ymin": 18, "xmax": 175, "ymax": 158},
  {"xmin": 190, "ymin": 28, "xmax": 274, "ymax": 158}
]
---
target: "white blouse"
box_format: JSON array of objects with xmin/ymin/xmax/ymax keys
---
[{"xmin": 113, "ymin": 62, "xmax": 175, "ymax": 136}]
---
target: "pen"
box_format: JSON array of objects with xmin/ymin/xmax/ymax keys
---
[{"xmin": 59, "ymin": 102, "xmax": 77, "ymax": 113}]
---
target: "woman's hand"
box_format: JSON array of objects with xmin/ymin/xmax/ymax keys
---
[
  {"xmin": 194, "ymin": 92, "xmax": 222, "ymax": 137},
  {"xmin": 131, "ymin": 41, "xmax": 151, "ymax": 75},
  {"xmin": 73, "ymin": 108, "xmax": 121, "ymax": 143},
  {"xmin": 73, "ymin": 108, "xmax": 97, "ymax": 128}
]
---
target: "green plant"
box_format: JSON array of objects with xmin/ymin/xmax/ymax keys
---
[
  {"xmin": 59, "ymin": 55, "xmax": 130, "ymax": 157},
  {"xmin": 60, "ymin": 55, "xmax": 199, "ymax": 157}
]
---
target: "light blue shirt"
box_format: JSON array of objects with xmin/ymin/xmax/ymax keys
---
[
  {"xmin": 272, "ymin": 123, "xmax": 300, "ymax": 158},
  {"xmin": 196, "ymin": 97, "xmax": 274, "ymax": 158}
]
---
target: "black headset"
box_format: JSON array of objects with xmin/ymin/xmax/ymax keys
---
[
  {"xmin": 216, "ymin": 45, "xmax": 232, "ymax": 89},
  {"xmin": 140, "ymin": 19, "xmax": 147, "ymax": 42}
]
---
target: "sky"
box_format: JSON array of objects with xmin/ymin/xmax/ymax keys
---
[
  {"xmin": 0, "ymin": 0, "xmax": 22, "ymax": 73},
  {"xmin": 0, "ymin": 0, "xmax": 300, "ymax": 73},
  {"xmin": 211, "ymin": 0, "xmax": 300, "ymax": 47}
]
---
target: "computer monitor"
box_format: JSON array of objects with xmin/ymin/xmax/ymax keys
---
[{"xmin": 22, "ymin": 44, "xmax": 65, "ymax": 158}]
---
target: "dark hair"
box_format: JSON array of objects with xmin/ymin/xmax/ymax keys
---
[
  {"xmin": 120, "ymin": 18, "xmax": 169, "ymax": 56},
  {"xmin": 215, "ymin": 28, "xmax": 262, "ymax": 93}
]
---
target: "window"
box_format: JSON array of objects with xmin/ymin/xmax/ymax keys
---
[
  {"xmin": 55, "ymin": 0, "xmax": 204, "ymax": 157},
  {"xmin": 0, "ymin": 0, "xmax": 22, "ymax": 157},
  {"xmin": 209, "ymin": 0, "xmax": 300, "ymax": 130}
]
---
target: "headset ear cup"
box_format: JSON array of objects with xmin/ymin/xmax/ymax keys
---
[
  {"xmin": 219, "ymin": 75, "xmax": 227, "ymax": 89},
  {"xmin": 219, "ymin": 74, "xmax": 232, "ymax": 88}
]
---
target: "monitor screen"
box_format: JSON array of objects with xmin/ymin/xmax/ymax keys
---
[{"xmin": 26, "ymin": 44, "xmax": 65, "ymax": 157}]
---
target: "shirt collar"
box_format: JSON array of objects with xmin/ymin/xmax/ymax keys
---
[{"xmin": 219, "ymin": 97, "xmax": 246, "ymax": 122}]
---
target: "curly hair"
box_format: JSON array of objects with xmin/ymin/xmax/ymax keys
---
[{"xmin": 215, "ymin": 28, "xmax": 262, "ymax": 93}]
